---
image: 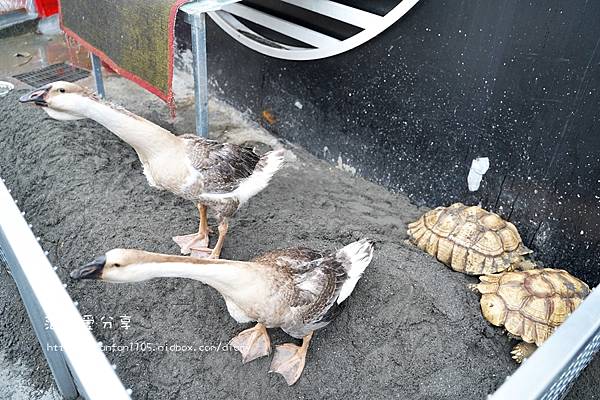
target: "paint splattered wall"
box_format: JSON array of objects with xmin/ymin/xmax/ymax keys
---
[{"xmin": 176, "ymin": 0, "xmax": 600, "ymax": 285}]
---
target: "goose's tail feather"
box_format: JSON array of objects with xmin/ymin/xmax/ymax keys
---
[
  {"xmin": 234, "ymin": 149, "xmax": 286, "ymax": 204},
  {"xmin": 335, "ymin": 238, "xmax": 375, "ymax": 304}
]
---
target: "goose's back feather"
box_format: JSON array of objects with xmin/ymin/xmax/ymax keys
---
[
  {"xmin": 251, "ymin": 247, "xmax": 324, "ymax": 265},
  {"xmin": 181, "ymin": 134, "xmax": 260, "ymax": 194},
  {"xmin": 292, "ymin": 257, "xmax": 347, "ymax": 329},
  {"xmin": 250, "ymin": 240, "xmax": 373, "ymax": 338}
]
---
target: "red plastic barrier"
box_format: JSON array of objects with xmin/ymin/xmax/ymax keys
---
[{"xmin": 34, "ymin": 0, "xmax": 59, "ymax": 17}]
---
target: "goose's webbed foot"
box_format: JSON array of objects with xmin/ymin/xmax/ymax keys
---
[
  {"xmin": 174, "ymin": 204, "xmax": 212, "ymax": 256},
  {"xmin": 230, "ymin": 323, "xmax": 271, "ymax": 363},
  {"xmin": 172, "ymin": 233, "xmax": 209, "ymax": 255},
  {"xmin": 269, "ymin": 332, "xmax": 313, "ymax": 385}
]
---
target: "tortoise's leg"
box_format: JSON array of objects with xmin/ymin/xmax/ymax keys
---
[
  {"xmin": 468, "ymin": 283, "xmax": 480, "ymax": 293},
  {"xmin": 516, "ymin": 259, "xmax": 537, "ymax": 271},
  {"xmin": 269, "ymin": 332, "xmax": 313, "ymax": 386},
  {"xmin": 511, "ymin": 341, "xmax": 537, "ymax": 363}
]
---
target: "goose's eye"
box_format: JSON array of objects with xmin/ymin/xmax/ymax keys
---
[
  {"xmin": 59, "ymin": 88, "xmax": 66, "ymax": 93},
  {"xmin": 113, "ymin": 263, "xmax": 121, "ymax": 268}
]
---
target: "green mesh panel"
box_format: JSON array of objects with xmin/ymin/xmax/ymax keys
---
[{"xmin": 61, "ymin": 0, "xmax": 181, "ymax": 98}]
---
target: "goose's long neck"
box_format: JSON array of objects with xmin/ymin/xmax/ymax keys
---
[
  {"xmin": 121, "ymin": 256, "xmax": 265, "ymax": 300},
  {"xmin": 79, "ymin": 97, "xmax": 178, "ymax": 158}
]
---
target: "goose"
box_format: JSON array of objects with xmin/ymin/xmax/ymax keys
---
[
  {"xmin": 19, "ymin": 81, "xmax": 285, "ymax": 258},
  {"xmin": 70, "ymin": 239, "xmax": 374, "ymax": 385}
]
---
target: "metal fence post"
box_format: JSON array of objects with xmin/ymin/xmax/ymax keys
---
[
  {"xmin": 190, "ymin": 12, "xmax": 209, "ymax": 137},
  {"xmin": 90, "ymin": 53, "xmax": 105, "ymax": 98}
]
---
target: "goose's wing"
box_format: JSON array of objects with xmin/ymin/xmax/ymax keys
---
[
  {"xmin": 251, "ymin": 247, "xmax": 324, "ymax": 265},
  {"xmin": 251, "ymin": 247, "xmax": 341, "ymax": 322},
  {"xmin": 289, "ymin": 239, "xmax": 374, "ymax": 327},
  {"xmin": 252, "ymin": 241, "xmax": 373, "ymax": 331},
  {"xmin": 291, "ymin": 257, "xmax": 348, "ymax": 326},
  {"xmin": 181, "ymin": 135, "xmax": 260, "ymax": 193}
]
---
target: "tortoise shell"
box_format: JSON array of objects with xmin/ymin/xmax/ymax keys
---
[
  {"xmin": 407, "ymin": 203, "xmax": 531, "ymax": 275},
  {"xmin": 474, "ymin": 269, "xmax": 590, "ymax": 345}
]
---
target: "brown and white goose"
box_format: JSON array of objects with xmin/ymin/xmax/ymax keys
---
[
  {"xmin": 19, "ymin": 81, "xmax": 285, "ymax": 258},
  {"xmin": 70, "ymin": 239, "xmax": 374, "ymax": 385}
]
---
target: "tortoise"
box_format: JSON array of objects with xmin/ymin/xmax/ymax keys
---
[
  {"xmin": 407, "ymin": 203, "xmax": 532, "ymax": 275},
  {"xmin": 471, "ymin": 268, "xmax": 590, "ymax": 362}
]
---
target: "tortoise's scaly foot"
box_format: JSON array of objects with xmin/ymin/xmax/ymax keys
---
[
  {"xmin": 229, "ymin": 323, "xmax": 271, "ymax": 363},
  {"xmin": 511, "ymin": 341, "xmax": 537, "ymax": 363},
  {"xmin": 516, "ymin": 259, "xmax": 537, "ymax": 271},
  {"xmin": 468, "ymin": 283, "xmax": 480, "ymax": 293}
]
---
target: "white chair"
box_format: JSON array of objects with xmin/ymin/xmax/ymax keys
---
[{"xmin": 92, "ymin": 1, "xmax": 420, "ymax": 136}]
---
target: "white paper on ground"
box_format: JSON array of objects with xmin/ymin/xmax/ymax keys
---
[{"xmin": 467, "ymin": 157, "xmax": 490, "ymax": 191}]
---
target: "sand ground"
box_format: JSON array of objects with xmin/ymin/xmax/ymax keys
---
[{"xmin": 0, "ymin": 70, "xmax": 598, "ymax": 399}]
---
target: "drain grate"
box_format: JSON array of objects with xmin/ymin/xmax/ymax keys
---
[{"xmin": 13, "ymin": 63, "xmax": 90, "ymax": 87}]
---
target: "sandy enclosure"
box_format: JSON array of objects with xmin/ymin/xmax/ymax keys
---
[{"xmin": 0, "ymin": 80, "xmax": 598, "ymax": 399}]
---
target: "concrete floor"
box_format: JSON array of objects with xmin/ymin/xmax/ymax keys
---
[{"xmin": 0, "ymin": 31, "xmax": 88, "ymax": 86}]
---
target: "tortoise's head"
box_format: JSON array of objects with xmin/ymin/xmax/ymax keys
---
[{"xmin": 19, "ymin": 81, "xmax": 98, "ymax": 120}]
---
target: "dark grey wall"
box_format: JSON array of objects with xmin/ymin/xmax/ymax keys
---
[{"xmin": 177, "ymin": 0, "xmax": 600, "ymax": 285}]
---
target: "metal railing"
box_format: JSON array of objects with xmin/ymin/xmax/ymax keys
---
[
  {"xmin": 490, "ymin": 285, "xmax": 600, "ymax": 399},
  {"xmin": 0, "ymin": 177, "xmax": 130, "ymax": 400}
]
